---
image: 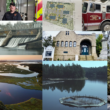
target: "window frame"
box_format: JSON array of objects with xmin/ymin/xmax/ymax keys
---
[{"xmin": 65, "ymin": 41, "xmax": 68, "ymax": 47}]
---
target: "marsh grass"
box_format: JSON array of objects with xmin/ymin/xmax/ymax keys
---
[
  {"xmin": 0, "ymin": 76, "xmax": 42, "ymax": 90},
  {"xmin": 5, "ymin": 98, "xmax": 42, "ymax": 110}
]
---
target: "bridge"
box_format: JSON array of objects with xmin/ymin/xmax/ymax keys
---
[{"xmin": 0, "ymin": 22, "xmax": 42, "ymax": 31}]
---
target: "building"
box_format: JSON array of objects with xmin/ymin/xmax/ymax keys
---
[{"xmin": 53, "ymin": 31, "xmax": 97, "ymax": 61}]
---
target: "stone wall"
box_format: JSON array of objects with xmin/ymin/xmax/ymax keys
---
[{"xmin": 26, "ymin": 40, "xmax": 42, "ymax": 50}]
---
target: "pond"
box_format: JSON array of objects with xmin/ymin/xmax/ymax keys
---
[
  {"xmin": 0, "ymin": 83, "xmax": 42, "ymax": 104},
  {"xmin": 43, "ymin": 79, "xmax": 107, "ymax": 110}
]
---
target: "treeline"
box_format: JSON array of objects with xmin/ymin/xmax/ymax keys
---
[
  {"xmin": 43, "ymin": 64, "xmax": 107, "ymax": 79},
  {"xmin": 83, "ymin": 66, "xmax": 107, "ymax": 78},
  {"xmin": 43, "ymin": 64, "xmax": 85, "ymax": 78}
]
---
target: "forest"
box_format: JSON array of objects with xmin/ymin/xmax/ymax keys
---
[
  {"xmin": 43, "ymin": 64, "xmax": 107, "ymax": 79},
  {"xmin": 83, "ymin": 66, "xmax": 107, "ymax": 78},
  {"xmin": 43, "ymin": 64, "xmax": 85, "ymax": 78}
]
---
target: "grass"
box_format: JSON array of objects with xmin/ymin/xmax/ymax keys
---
[
  {"xmin": 0, "ymin": 76, "xmax": 42, "ymax": 90},
  {"xmin": 5, "ymin": 98, "xmax": 42, "ymax": 110}
]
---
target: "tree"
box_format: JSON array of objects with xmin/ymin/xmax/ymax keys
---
[
  {"xmin": 100, "ymin": 0, "xmax": 107, "ymax": 2},
  {"xmin": 43, "ymin": 36, "xmax": 56, "ymax": 47},
  {"xmin": 96, "ymin": 34, "xmax": 103, "ymax": 57}
]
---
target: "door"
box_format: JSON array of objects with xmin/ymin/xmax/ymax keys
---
[
  {"xmin": 87, "ymin": 3, "xmax": 102, "ymax": 26},
  {"xmin": 81, "ymin": 47, "xmax": 89, "ymax": 55}
]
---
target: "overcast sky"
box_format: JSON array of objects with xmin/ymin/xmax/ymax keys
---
[{"xmin": 43, "ymin": 31, "xmax": 105, "ymax": 38}]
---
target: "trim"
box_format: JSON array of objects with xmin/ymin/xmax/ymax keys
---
[{"xmin": 84, "ymin": 23, "xmax": 100, "ymax": 26}]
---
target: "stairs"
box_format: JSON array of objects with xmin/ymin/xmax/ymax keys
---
[{"xmin": 79, "ymin": 55, "xmax": 94, "ymax": 61}]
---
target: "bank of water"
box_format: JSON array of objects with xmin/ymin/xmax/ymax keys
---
[{"xmin": 43, "ymin": 79, "xmax": 107, "ymax": 110}]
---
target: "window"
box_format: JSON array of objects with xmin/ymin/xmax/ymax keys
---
[
  {"xmin": 63, "ymin": 51, "xmax": 68, "ymax": 53},
  {"xmin": 45, "ymin": 51, "xmax": 52, "ymax": 56},
  {"xmin": 107, "ymin": 6, "xmax": 110, "ymax": 12},
  {"xmin": 61, "ymin": 41, "xmax": 64, "ymax": 47},
  {"xmin": 57, "ymin": 41, "xmax": 59, "ymax": 47},
  {"xmin": 89, "ymin": 3, "xmax": 101, "ymax": 12},
  {"xmin": 69, "ymin": 41, "xmax": 72, "ymax": 47},
  {"xmin": 65, "ymin": 41, "xmax": 68, "ymax": 47},
  {"xmin": 96, "ymin": 4, "xmax": 101, "ymax": 11},
  {"xmin": 73, "ymin": 41, "xmax": 76, "ymax": 47},
  {"xmin": 82, "ymin": 3, "xmax": 88, "ymax": 13},
  {"xmin": 66, "ymin": 31, "xmax": 69, "ymax": 35}
]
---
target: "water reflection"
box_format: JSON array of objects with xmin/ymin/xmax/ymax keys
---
[
  {"xmin": 43, "ymin": 80, "xmax": 85, "ymax": 93},
  {"xmin": 0, "ymin": 83, "xmax": 42, "ymax": 104},
  {"xmin": 88, "ymin": 78, "xmax": 107, "ymax": 84},
  {"xmin": 43, "ymin": 79, "xmax": 107, "ymax": 110}
]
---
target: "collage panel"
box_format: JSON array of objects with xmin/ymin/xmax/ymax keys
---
[
  {"xmin": 82, "ymin": 0, "xmax": 110, "ymax": 31},
  {"xmin": 108, "ymin": 31, "xmax": 110, "ymax": 110},
  {"xmin": 43, "ymin": 31, "xmax": 107, "ymax": 61},
  {"xmin": 43, "ymin": 61, "xmax": 107, "ymax": 110},
  {"xmin": 43, "ymin": 0, "xmax": 82, "ymax": 31},
  {"xmin": 0, "ymin": 55, "xmax": 42, "ymax": 110},
  {"xmin": 0, "ymin": 0, "xmax": 42, "ymax": 21},
  {"xmin": 0, "ymin": 0, "xmax": 43, "ymax": 110},
  {"xmin": 0, "ymin": 21, "xmax": 42, "ymax": 55}
]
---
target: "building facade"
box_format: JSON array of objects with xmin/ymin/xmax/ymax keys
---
[{"xmin": 53, "ymin": 31, "xmax": 97, "ymax": 61}]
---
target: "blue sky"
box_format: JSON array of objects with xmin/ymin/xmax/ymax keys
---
[{"xmin": 43, "ymin": 61, "xmax": 107, "ymax": 68}]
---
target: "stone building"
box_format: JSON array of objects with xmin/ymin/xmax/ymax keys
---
[{"xmin": 53, "ymin": 31, "xmax": 97, "ymax": 61}]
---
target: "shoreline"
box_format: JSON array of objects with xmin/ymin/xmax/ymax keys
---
[{"xmin": 48, "ymin": 77, "xmax": 88, "ymax": 80}]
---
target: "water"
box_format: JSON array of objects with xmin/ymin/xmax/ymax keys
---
[
  {"xmin": 0, "ymin": 47, "xmax": 42, "ymax": 55},
  {"xmin": 0, "ymin": 37, "xmax": 5, "ymax": 46},
  {"xmin": 0, "ymin": 83, "xmax": 42, "ymax": 104},
  {"xmin": 6, "ymin": 37, "xmax": 35, "ymax": 47},
  {"xmin": 0, "ymin": 72, "xmax": 38, "ymax": 77},
  {"xmin": 43, "ymin": 79, "xmax": 107, "ymax": 110},
  {"xmin": 0, "ymin": 63, "xmax": 42, "ymax": 105}
]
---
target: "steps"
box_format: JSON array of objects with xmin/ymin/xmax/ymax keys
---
[{"xmin": 79, "ymin": 55, "xmax": 94, "ymax": 61}]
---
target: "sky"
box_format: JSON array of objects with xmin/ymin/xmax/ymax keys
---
[
  {"xmin": 43, "ymin": 61, "xmax": 107, "ymax": 68},
  {"xmin": 43, "ymin": 31, "xmax": 105, "ymax": 38},
  {"xmin": 0, "ymin": 55, "xmax": 42, "ymax": 60}
]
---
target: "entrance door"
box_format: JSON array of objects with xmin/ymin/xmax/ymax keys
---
[{"xmin": 81, "ymin": 47, "xmax": 89, "ymax": 55}]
